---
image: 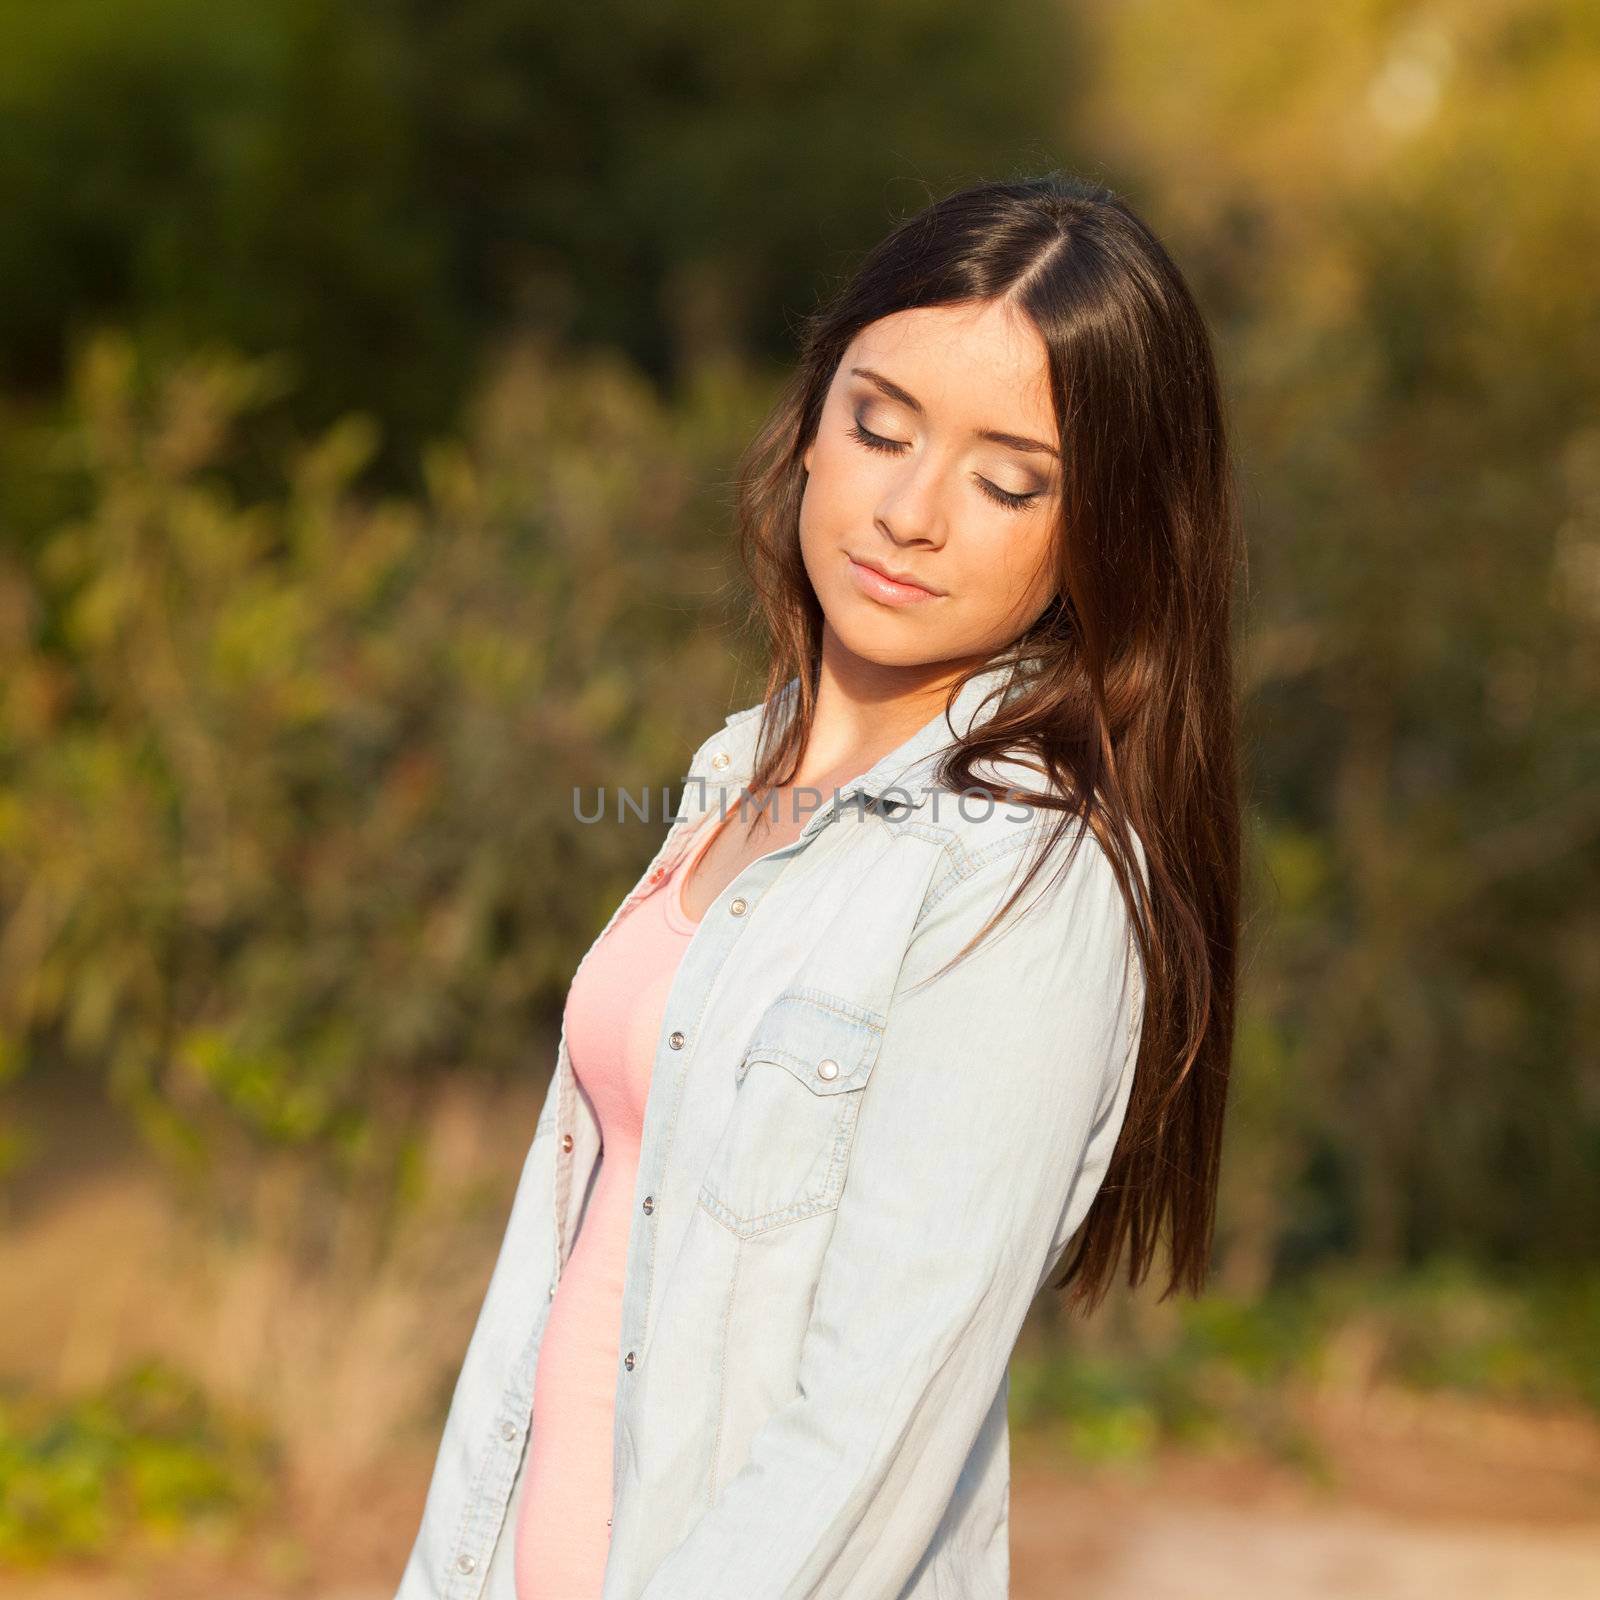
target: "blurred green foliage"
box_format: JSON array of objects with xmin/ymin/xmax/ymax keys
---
[
  {"xmin": 0, "ymin": 328, "xmax": 758, "ymax": 1203},
  {"xmin": 0, "ymin": 0, "xmax": 1076, "ymax": 487},
  {"xmin": 0, "ymin": 1359, "xmax": 276, "ymax": 1565},
  {"xmin": 1010, "ymin": 1260, "xmax": 1600, "ymax": 1467}
]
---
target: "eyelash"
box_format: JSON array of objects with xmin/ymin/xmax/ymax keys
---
[{"xmin": 846, "ymin": 421, "xmax": 1042, "ymax": 513}]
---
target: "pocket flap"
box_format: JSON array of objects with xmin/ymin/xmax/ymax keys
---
[{"xmin": 736, "ymin": 986, "xmax": 885, "ymax": 1096}]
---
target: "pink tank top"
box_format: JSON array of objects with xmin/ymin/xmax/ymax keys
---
[{"xmin": 513, "ymin": 802, "xmax": 735, "ymax": 1600}]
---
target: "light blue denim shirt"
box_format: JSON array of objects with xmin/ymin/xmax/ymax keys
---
[{"xmin": 395, "ymin": 656, "xmax": 1147, "ymax": 1600}]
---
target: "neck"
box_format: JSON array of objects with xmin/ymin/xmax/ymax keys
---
[{"xmin": 794, "ymin": 629, "xmax": 992, "ymax": 791}]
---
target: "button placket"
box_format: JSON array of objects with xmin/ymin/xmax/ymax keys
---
[
  {"xmin": 550, "ymin": 797, "xmax": 676, "ymax": 1276},
  {"xmin": 608, "ymin": 779, "xmax": 846, "ymax": 1534}
]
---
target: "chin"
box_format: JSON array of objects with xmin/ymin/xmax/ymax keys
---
[{"xmin": 822, "ymin": 606, "xmax": 955, "ymax": 671}]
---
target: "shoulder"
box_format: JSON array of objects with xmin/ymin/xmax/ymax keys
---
[
  {"xmin": 682, "ymin": 679, "xmax": 796, "ymax": 775},
  {"xmin": 890, "ymin": 787, "xmax": 1146, "ymax": 1097},
  {"xmin": 909, "ymin": 748, "xmax": 1087, "ymax": 890},
  {"xmin": 908, "ymin": 762, "xmax": 1147, "ymax": 1005},
  {"xmin": 915, "ymin": 802, "xmax": 1122, "ymax": 935}
]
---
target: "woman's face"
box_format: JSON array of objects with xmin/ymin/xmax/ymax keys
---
[{"xmin": 800, "ymin": 298, "xmax": 1062, "ymax": 671}]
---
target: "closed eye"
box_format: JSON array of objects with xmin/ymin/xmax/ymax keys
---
[{"xmin": 846, "ymin": 421, "xmax": 1042, "ymax": 513}]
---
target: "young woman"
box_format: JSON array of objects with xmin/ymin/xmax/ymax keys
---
[{"xmin": 396, "ymin": 171, "xmax": 1243, "ymax": 1600}]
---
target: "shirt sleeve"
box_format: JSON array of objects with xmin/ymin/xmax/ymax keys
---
[{"xmin": 635, "ymin": 821, "xmax": 1145, "ymax": 1600}]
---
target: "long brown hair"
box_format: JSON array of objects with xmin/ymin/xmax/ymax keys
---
[{"xmin": 730, "ymin": 172, "xmax": 1245, "ymax": 1313}]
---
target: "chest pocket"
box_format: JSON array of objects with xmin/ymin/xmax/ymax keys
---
[{"xmin": 698, "ymin": 987, "xmax": 885, "ymax": 1238}]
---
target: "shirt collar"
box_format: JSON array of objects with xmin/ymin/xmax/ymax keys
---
[{"xmin": 701, "ymin": 655, "xmax": 1038, "ymax": 817}]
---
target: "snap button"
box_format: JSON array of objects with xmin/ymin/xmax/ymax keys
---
[
  {"xmin": 548, "ymin": 1282, "xmax": 557, "ymax": 1298},
  {"xmin": 729, "ymin": 897, "xmax": 747, "ymax": 916},
  {"xmin": 456, "ymin": 1553, "xmax": 476, "ymax": 1575},
  {"xmin": 642, "ymin": 1195, "xmax": 654, "ymax": 1214},
  {"xmin": 668, "ymin": 1031, "xmax": 685, "ymax": 1050},
  {"xmin": 501, "ymin": 1420, "xmax": 516, "ymax": 1441},
  {"xmin": 561, "ymin": 1133, "xmax": 573, "ymax": 1152},
  {"xmin": 816, "ymin": 1058, "xmax": 839, "ymax": 1081},
  {"xmin": 624, "ymin": 1351, "xmax": 636, "ymax": 1370},
  {"xmin": 711, "ymin": 751, "xmax": 731, "ymax": 770}
]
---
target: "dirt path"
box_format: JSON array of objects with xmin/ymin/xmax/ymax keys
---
[
  {"xmin": 1011, "ymin": 1458, "xmax": 1600, "ymax": 1598},
  {"xmin": 7, "ymin": 1450, "xmax": 1598, "ymax": 1600}
]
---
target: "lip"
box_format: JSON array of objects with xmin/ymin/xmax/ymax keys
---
[{"xmin": 845, "ymin": 553, "xmax": 945, "ymax": 606}]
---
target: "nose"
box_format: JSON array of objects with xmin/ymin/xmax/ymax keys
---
[{"xmin": 873, "ymin": 453, "xmax": 950, "ymax": 549}]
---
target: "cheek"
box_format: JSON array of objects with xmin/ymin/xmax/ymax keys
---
[
  {"xmin": 798, "ymin": 433, "xmax": 868, "ymax": 565},
  {"xmin": 802, "ymin": 428, "xmax": 869, "ymax": 521},
  {"xmin": 796, "ymin": 472, "xmax": 840, "ymax": 598},
  {"xmin": 963, "ymin": 518, "xmax": 1058, "ymax": 617},
  {"xmin": 1011, "ymin": 520, "xmax": 1059, "ymax": 596}
]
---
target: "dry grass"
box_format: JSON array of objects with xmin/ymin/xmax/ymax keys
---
[{"xmin": 0, "ymin": 1069, "xmax": 550, "ymax": 1566}]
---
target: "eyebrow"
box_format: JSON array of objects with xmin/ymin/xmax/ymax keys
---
[{"xmin": 849, "ymin": 366, "xmax": 1060, "ymax": 461}]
